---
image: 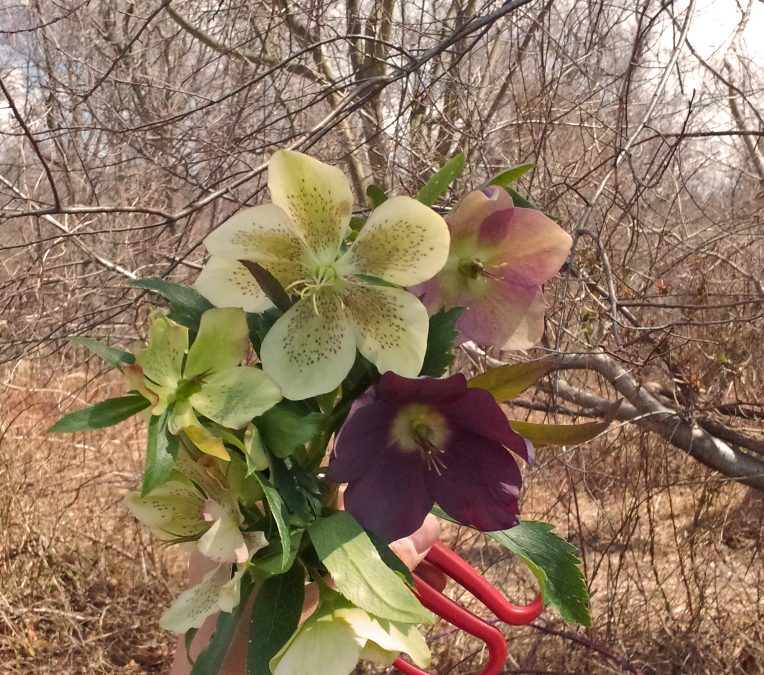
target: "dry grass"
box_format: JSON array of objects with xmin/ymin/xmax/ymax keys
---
[{"xmin": 2, "ymin": 358, "xmax": 763, "ymax": 675}]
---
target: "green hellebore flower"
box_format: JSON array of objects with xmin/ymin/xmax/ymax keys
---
[{"xmin": 123, "ymin": 307, "xmax": 281, "ymax": 459}]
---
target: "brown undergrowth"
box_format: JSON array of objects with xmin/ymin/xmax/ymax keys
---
[{"xmin": 1, "ymin": 359, "xmax": 762, "ymax": 675}]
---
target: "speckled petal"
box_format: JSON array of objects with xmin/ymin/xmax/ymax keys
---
[
  {"xmin": 134, "ymin": 315, "xmax": 187, "ymax": 390},
  {"xmin": 260, "ymin": 291, "xmax": 356, "ymax": 400},
  {"xmin": 343, "ymin": 284, "xmax": 429, "ymax": 378},
  {"xmin": 124, "ymin": 481, "xmax": 205, "ymax": 541},
  {"xmin": 268, "ymin": 150, "xmax": 353, "ymax": 262},
  {"xmin": 190, "ymin": 366, "xmax": 282, "ymax": 428},
  {"xmin": 160, "ymin": 563, "xmax": 234, "ymax": 633},
  {"xmin": 184, "ymin": 308, "xmax": 249, "ymax": 379},
  {"xmin": 194, "ymin": 257, "xmax": 273, "ymax": 313},
  {"xmin": 337, "ymin": 196, "xmax": 450, "ymax": 286}
]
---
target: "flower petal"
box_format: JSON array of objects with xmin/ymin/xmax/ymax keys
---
[
  {"xmin": 260, "ymin": 291, "xmax": 356, "ymax": 400},
  {"xmin": 183, "ymin": 422, "xmax": 230, "ymax": 461},
  {"xmin": 197, "ymin": 499, "xmax": 249, "ymax": 563},
  {"xmin": 429, "ymin": 431, "xmax": 522, "ymax": 532},
  {"xmin": 376, "ymin": 371, "xmax": 467, "ymax": 407},
  {"xmin": 160, "ymin": 563, "xmax": 234, "ymax": 633},
  {"xmin": 343, "ymin": 284, "xmax": 429, "ymax": 378},
  {"xmin": 268, "ymin": 150, "xmax": 353, "ymax": 262},
  {"xmin": 446, "ymin": 186, "xmax": 514, "ymax": 238},
  {"xmin": 488, "ymin": 207, "xmax": 572, "ymax": 285},
  {"xmin": 342, "ymin": 445, "xmax": 433, "ymax": 543},
  {"xmin": 194, "ymin": 257, "xmax": 272, "ymax": 313},
  {"xmin": 190, "ymin": 366, "xmax": 282, "ymax": 428},
  {"xmin": 337, "ymin": 196, "xmax": 450, "ymax": 286},
  {"xmin": 124, "ymin": 481, "xmax": 205, "ymax": 541},
  {"xmin": 184, "ymin": 308, "xmax": 249, "ymax": 379},
  {"xmin": 134, "ymin": 315, "xmax": 187, "ymax": 390},
  {"xmin": 457, "ymin": 279, "xmax": 547, "ymax": 350}
]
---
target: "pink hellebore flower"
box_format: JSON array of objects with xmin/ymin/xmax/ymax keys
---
[{"xmin": 412, "ymin": 187, "xmax": 572, "ymax": 350}]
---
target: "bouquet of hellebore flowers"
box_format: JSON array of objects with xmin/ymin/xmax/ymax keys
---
[{"xmin": 51, "ymin": 150, "xmax": 603, "ymax": 675}]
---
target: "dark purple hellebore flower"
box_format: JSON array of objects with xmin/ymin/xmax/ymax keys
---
[{"xmin": 326, "ymin": 372, "xmax": 534, "ymax": 543}]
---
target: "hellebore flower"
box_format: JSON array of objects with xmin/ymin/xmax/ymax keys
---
[
  {"xmin": 270, "ymin": 585, "xmax": 430, "ymax": 675},
  {"xmin": 327, "ymin": 372, "xmax": 533, "ymax": 543},
  {"xmin": 194, "ymin": 149, "xmax": 450, "ymax": 400},
  {"xmin": 411, "ymin": 186, "xmax": 572, "ymax": 350},
  {"xmin": 123, "ymin": 307, "xmax": 282, "ymax": 459}
]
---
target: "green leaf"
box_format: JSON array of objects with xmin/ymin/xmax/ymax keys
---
[
  {"xmin": 48, "ymin": 394, "xmax": 149, "ymax": 433},
  {"xmin": 468, "ymin": 358, "xmax": 554, "ymax": 402},
  {"xmin": 141, "ymin": 409, "xmax": 180, "ymax": 495},
  {"xmin": 247, "ymin": 308, "xmax": 281, "ymax": 356},
  {"xmin": 510, "ymin": 401, "xmax": 620, "ymax": 447},
  {"xmin": 130, "ymin": 278, "xmax": 213, "ymax": 335},
  {"xmin": 251, "ymin": 532, "xmax": 303, "ymax": 579},
  {"xmin": 420, "ymin": 307, "xmax": 464, "ymax": 377},
  {"xmin": 247, "ymin": 563, "xmax": 305, "ymax": 675},
  {"xmin": 257, "ymin": 475, "xmax": 292, "ymax": 572},
  {"xmin": 417, "ymin": 153, "xmax": 466, "ymax": 207},
  {"xmin": 239, "ymin": 260, "xmax": 293, "ymax": 314},
  {"xmin": 68, "ymin": 336, "xmax": 134, "ymax": 370},
  {"xmin": 268, "ymin": 455, "xmax": 321, "ymax": 526},
  {"xmin": 488, "ymin": 521, "xmax": 591, "ymax": 626},
  {"xmin": 308, "ymin": 512, "xmax": 434, "ymax": 624},
  {"xmin": 257, "ymin": 407, "xmax": 324, "ymax": 459},
  {"xmin": 366, "ymin": 184, "xmax": 388, "ymax": 208},
  {"xmin": 191, "ymin": 574, "xmax": 255, "ymax": 675},
  {"xmin": 367, "ymin": 533, "xmax": 415, "ymax": 588},
  {"xmin": 485, "ymin": 163, "xmax": 535, "ymax": 188}
]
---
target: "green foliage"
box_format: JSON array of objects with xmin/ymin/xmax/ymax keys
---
[
  {"xmin": 268, "ymin": 455, "xmax": 322, "ymax": 526},
  {"xmin": 48, "ymin": 394, "xmax": 149, "ymax": 433},
  {"xmin": 257, "ymin": 475, "xmax": 293, "ymax": 571},
  {"xmin": 141, "ymin": 409, "xmax": 180, "ymax": 495},
  {"xmin": 190, "ymin": 575, "xmax": 256, "ymax": 675},
  {"xmin": 257, "ymin": 407, "xmax": 325, "ymax": 459},
  {"xmin": 130, "ymin": 278, "xmax": 213, "ymax": 335},
  {"xmin": 468, "ymin": 358, "xmax": 554, "ymax": 402},
  {"xmin": 247, "ymin": 307, "xmax": 281, "ymax": 355},
  {"xmin": 510, "ymin": 401, "xmax": 620, "ymax": 447},
  {"xmin": 366, "ymin": 184, "xmax": 387, "ymax": 208},
  {"xmin": 420, "ymin": 307, "xmax": 464, "ymax": 377},
  {"xmin": 248, "ymin": 563, "xmax": 306, "ymax": 675},
  {"xmin": 489, "ymin": 521, "xmax": 591, "ymax": 626},
  {"xmin": 68, "ymin": 336, "xmax": 134, "ymax": 370},
  {"xmin": 417, "ymin": 153, "xmax": 466, "ymax": 207},
  {"xmin": 308, "ymin": 512, "xmax": 434, "ymax": 624},
  {"xmin": 485, "ymin": 163, "xmax": 535, "ymax": 188}
]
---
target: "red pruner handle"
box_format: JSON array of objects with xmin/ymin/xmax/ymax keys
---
[{"xmin": 392, "ymin": 542, "xmax": 543, "ymax": 675}]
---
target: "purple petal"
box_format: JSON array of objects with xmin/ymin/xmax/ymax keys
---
[
  {"xmin": 441, "ymin": 387, "xmax": 532, "ymax": 462},
  {"xmin": 428, "ymin": 432, "xmax": 522, "ymax": 532},
  {"xmin": 408, "ymin": 276, "xmax": 442, "ymax": 314},
  {"xmin": 376, "ymin": 372, "xmax": 468, "ymax": 407},
  {"xmin": 446, "ymin": 188, "xmax": 514, "ymax": 239},
  {"xmin": 456, "ymin": 279, "xmax": 546, "ymax": 350},
  {"xmin": 327, "ymin": 391, "xmax": 395, "ymax": 483},
  {"xmin": 477, "ymin": 208, "xmax": 513, "ymax": 244},
  {"xmin": 342, "ymin": 446, "xmax": 433, "ymax": 543}
]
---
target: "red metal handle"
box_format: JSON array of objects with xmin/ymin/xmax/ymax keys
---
[{"xmin": 392, "ymin": 541, "xmax": 543, "ymax": 675}]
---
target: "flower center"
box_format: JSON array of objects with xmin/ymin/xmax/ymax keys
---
[
  {"xmin": 285, "ymin": 264, "xmax": 341, "ymax": 312},
  {"xmin": 391, "ymin": 404, "xmax": 450, "ymax": 475}
]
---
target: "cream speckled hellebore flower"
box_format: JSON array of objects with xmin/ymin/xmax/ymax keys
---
[
  {"xmin": 411, "ymin": 186, "xmax": 572, "ymax": 350},
  {"xmin": 194, "ymin": 150, "xmax": 450, "ymax": 400},
  {"xmin": 270, "ymin": 586, "xmax": 430, "ymax": 675},
  {"xmin": 123, "ymin": 307, "xmax": 281, "ymax": 459}
]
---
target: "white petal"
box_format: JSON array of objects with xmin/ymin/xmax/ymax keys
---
[
  {"xmin": 260, "ymin": 291, "xmax": 356, "ymax": 400},
  {"xmin": 268, "ymin": 150, "xmax": 353, "ymax": 262},
  {"xmin": 160, "ymin": 564, "xmax": 234, "ymax": 633},
  {"xmin": 124, "ymin": 481, "xmax": 205, "ymax": 541},
  {"xmin": 343, "ymin": 284, "xmax": 429, "ymax": 378},
  {"xmin": 194, "ymin": 257, "xmax": 273, "ymax": 313},
  {"xmin": 337, "ymin": 196, "xmax": 450, "ymax": 286},
  {"xmin": 196, "ymin": 499, "xmax": 249, "ymax": 563},
  {"xmin": 218, "ymin": 564, "xmax": 248, "ymax": 613}
]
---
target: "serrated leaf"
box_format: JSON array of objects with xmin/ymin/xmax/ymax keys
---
[
  {"xmin": 141, "ymin": 409, "xmax": 180, "ymax": 495},
  {"xmin": 468, "ymin": 358, "xmax": 554, "ymax": 402},
  {"xmin": 366, "ymin": 184, "xmax": 387, "ymax": 208},
  {"xmin": 247, "ymin": 563, "xmax": 305, "ymax": 675},
  {"xmin": 420, "ymin": 307, "xmax": 464, "ymax": 377},
  {"xmin": 48, "ymin": 394, "xmax": 149, "ymax": 433},
  {"xmin": 417, "ymin": 153, "xmax": 466, "ymax": 207},
  {"xmin": 258, "ymin": 407, "xmax": 324, "ymax": 459},
  {"xmin": 486, "ymin": 163, "xmax": 535, "ymax": 188},
  {"xmin": 190, "ymin": 574, "xmax": 255, "ymax": 675},
  {"xmin": 130, "ymin": 278, "xmax": 213, "ymax": 334},
  {"xmin": 488, "ymin": 521, "xmax": 590, "ymax": 626},
  {"xmin": 509, "ymin": 401, "xmax": 620, "ymax": 447},
  {"xmin": 308, "ymin": 512, "xmax": 434, "ymax": 624},
  {"xmin": 68, "ymin": 336, "xmax": 134, "ymax": 370}
]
